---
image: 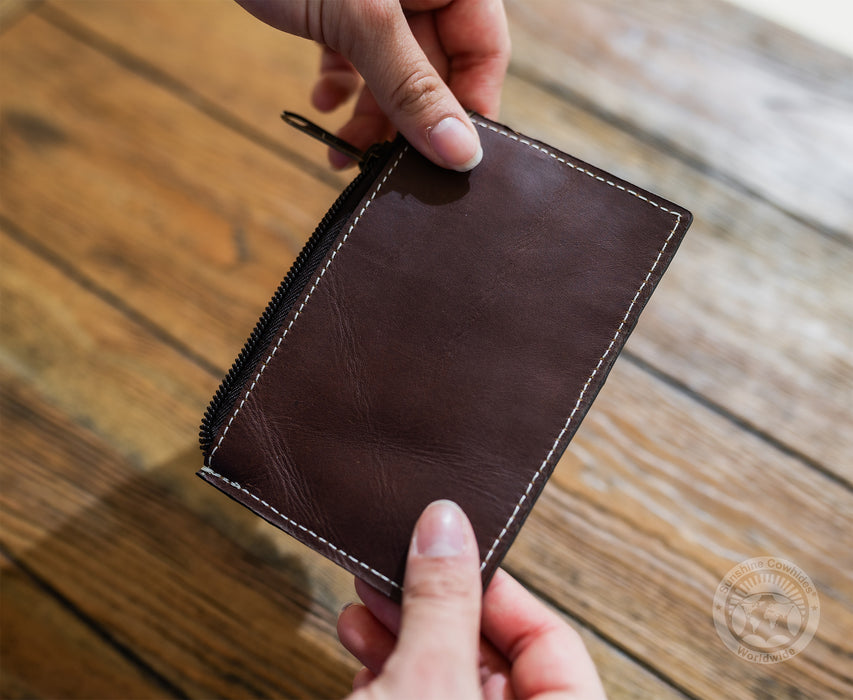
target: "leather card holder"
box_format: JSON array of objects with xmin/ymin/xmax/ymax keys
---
[{"xmin": 198, "ymin": 114, "xmax": 692, "ymax": 599}]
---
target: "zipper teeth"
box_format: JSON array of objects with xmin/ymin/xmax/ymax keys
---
[{"xmin": 198, "ymin": 145, "xmax": 393, "ymax": 457}]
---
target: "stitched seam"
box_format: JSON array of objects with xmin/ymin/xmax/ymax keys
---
[
  {"xmin": 206, "ymin": 121, "xmax": 684, "ymax": 589},
  {"xmin": 204, "ymin": 147, "xmax": 406, "ymax": 590},
  {"xmin": 473, "ymin": 119, "xmax": 683, "ymax": 571},
  {"xmin": 471, "ymin": 120, "xmax": 681, "ymax": 216},
  {"xmin": 200, "ymin": 466, "xmax": 402, "ymax": 590},
  {"xmin": 207, "ymin": 147, "xmax": 408, "ymax": 466}
]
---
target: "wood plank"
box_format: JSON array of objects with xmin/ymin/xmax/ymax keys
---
[
  {"xmin": 504, "ymin": 0, "xmax": 853, "ymax": 240},
  {"xmin": 0, "ymin": 552, "xmax": 164, "ymax": 700},
  {"xmin": 726, "ymin": 0, "xmax": 853, "ymax": 59},
  {"xmin": 36, "ymin": 0, "xmax": 351, "ymax": 185},
  {"xmin": 33, "ymin": 0, "xmax": 853, "ymax": 476},
  {"xmin": 0, "ymin": 369, "xmax": 361, "ymax": 698},
  {"xmin": 0, "ymin": 370, "xmax": 687, "ymax": 700},
  {"xmin": 0, "ymin": 232, "xmax": 688, "ymax": 698},
  {"xmin": 498, "ymin": 75, "xmax": 853, "ymax": 482},
  {"xmin": 49, "ymin": 0, "xmax": 853, "ymax": 239},
  {"xmin": 0, "ymin": 11, "xmax": 341, "ymax": 376},
  {"xmin": 0, "ymin": 229, "xmax": 354, "ymax": 607},
  {"xmin": 506, "ymin": 356, "xmax": 853, "ymax": 698},
  {"xmin": 0, "ymin": 226, "xmax": 213, "ymax": 468}
]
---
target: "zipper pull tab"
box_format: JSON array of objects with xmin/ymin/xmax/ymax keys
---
[{"xmin": 281, "ymin": 111, "xmax": 366, "ymax": 165}]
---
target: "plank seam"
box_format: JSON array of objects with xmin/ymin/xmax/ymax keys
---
[
  {"xmin": 505, "ymin": 62, "xmax": 853, "ymax": 247},
  {"xmin": 34, "ymin": 2, "xmax": 344, "ymax": 191},
  {"xmin": 0, "ymin": 540, "xmax": 191, "ymax": 699},
  {"xmin": 506, "ymin": 563, "xmax": 700, "ymax": 700}
]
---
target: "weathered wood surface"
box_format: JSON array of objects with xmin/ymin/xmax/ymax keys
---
[
  {"xmin": 505, "ymin": 0, "xmax": 853, "ymax": 241},
  {"xmin": 0, "ymin": 359, "xmax": 359, "ymax": 699},
  {"xmin": 1, "ymin": 0, "xmax": 851, "ymax": 698},
  {"xmin": 0, "ymin": 231, "xmax": 682, "ymax": 698},
  {"xmin": 0, "ymin": 394, "xmax": 683, "ymax": 700},
  {"xmin": 24, "ymin": 0, "xmax": 853, "ymax": 478}
]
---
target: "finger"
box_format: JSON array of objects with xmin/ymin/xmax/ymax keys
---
[
  {"xmin": 234, "ymin": 0, "xmax": 304, "ymax": 34},
  {"xmin": 355, "ymin": 575, "xmax": 512, "ymax": 696},
  {"xmin": 337, "ymin": 603, "xmax": 397, "ymax": 676},
  {"xmin": 432, "ymin": 0, "xmax": 511, "ymax": 119},
  {"xmin": 330, "ymin": 86, "xmax": 395, "ymax": 169},
  {"xmin": 312, "ymin": 47, "xmax": 361, "ymax": 112},
  {"xmin": 332, "ymin": 11, "xmax": 451, "ymax": 165},
  {"xmin": 379, "ymin": 500, "xmax": 482, "ymax": 695},
  {"xmin": 406, "ymin": 10, "xmax": 450, "ymax": 80},
  {"xmin": 338, "ymin": 2, "xmax": 482, "ymax": 171},
  {"xmin": 482, "ymin": 569, "xmax": 606, "ymax": 699},
  {"xmin": 352, "ymin": 667, "xmax": 376, "ymax": 691},
  {"xmin": 355, "ymin": 577, "xmax": 402, "ymax": 635}
]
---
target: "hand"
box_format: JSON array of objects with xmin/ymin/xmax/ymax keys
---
[
  {"xmin": 235, "ymin": 0, "xmax": 510, "ymax": 171},
  {"xmin": 337, "ymin": 500, "xmax": 607, "ymax": 699}
]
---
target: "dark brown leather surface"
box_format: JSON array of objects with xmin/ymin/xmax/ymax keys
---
[{"xmin": 199, "ymin": 115, "xmax": 692, "ymax": 599}]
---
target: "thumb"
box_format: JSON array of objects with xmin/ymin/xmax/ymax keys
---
[
  {"xmin": 381, "ymin": 500, "xmax": 482, "ymax": 695},
  {"xmin": 342, "ymin": 5, "xmax": 483, "ymax": 171}
]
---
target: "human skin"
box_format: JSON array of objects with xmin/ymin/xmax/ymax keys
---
[
  {"xmin": 235, "ymin": 0, "xmax": 510, "ymax": 170},
  {"xmin": 234, "ymin": 4, "xmax": 606, "ymax": 695},
  {"xmin": 336, "ymin": 501, "xmax": 607, "ymax": 699}
]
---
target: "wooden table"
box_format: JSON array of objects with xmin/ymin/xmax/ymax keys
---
[{"xmin": 1, "ymin": 1, "xmax": 851, "ymax": 697}]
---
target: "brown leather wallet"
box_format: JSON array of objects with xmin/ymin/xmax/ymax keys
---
[{"xmin": 198, "ymin": 114, "xmax": 692, "ymax": 599}]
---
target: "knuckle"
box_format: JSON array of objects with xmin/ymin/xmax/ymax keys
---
[
  {"xmin": 410, "ymin": 662, "xmax": 464, "ymax": 698},
  {"xmin": 405, "ymin": 561, "xmax": 475, "ymax": 603},
  {"xmin": 336, "ymin": 0, "xmax": 397, "ymax": 55},
  {"xmin": 389, "ymin": 649, "xmax": 476, "ymax": 700},
  {"xmin": 389, "ymin": 67, "xmax": 443, "ymax": 115},
  {"xmin": 359, "ymin": 0, "xmax": 398, "ymax": 31}
]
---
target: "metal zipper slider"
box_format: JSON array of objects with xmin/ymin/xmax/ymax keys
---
[{"xmin": 281, "ymin": 111, "xmax": 366, "ymax": 164}]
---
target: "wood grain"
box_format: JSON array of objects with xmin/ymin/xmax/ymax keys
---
[
  {"xmin": 0, "ymin": 551, "xmax": 166, "ymax": 700},
  {"xmin": 499, "ymin": 75, "xmax": 853, "ymax": 483},
  {"xmin": 0, "ymin": 364, "xmax": 683, "ymax": 700},
  {"xmin": 0, "ymin": 232, "xmax": 688, "ymax": 697},
  {"xmin": 504, "ymin": 0, "xmax": 853, "ymax": 240},
  {"xmin": 0, "ymin": 11, "xmax": 339, "ymax": 374},
  {"xmin": 0, "ymin": 370, "xmax": 359, "ymax": 699},
  {"xmin": 33, "ymin": 0, "xmax": 354, "ymax": 181},
  {"xmin": 508, "ymin": 357, "xmax": 853, "ymax": 698},
  {"xmin": 49, "ymin": 0, "xmax": 853, "ymax": 240},
  {"xmin": 0, "ymin": 228, "xmax": 213, "ymax": 468},
  {"xmin": 0, "ymin": 228, "xmax": 355, "ymax": 607},
  {"xmin": 2, "ymin": 0, "xmax": 851, "ymax": 698},
  {"xmin": 31, "ymin": 0, "xmax": 853, "ymax": 476}
]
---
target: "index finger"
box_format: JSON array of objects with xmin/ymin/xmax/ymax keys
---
[
  {"xmin": 481, "ymin": 569, "xmax": 607, "ymax": 699},
  {"xmin": 407, "ymin": 0, "xmax": 511, "ymax": 118}
]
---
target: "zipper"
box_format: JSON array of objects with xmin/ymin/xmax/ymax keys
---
[{"xmin": 199, "ymin": 117, "xmax": 396, "ymax": 460}]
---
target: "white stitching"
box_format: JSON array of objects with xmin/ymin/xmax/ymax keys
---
[
  {"xmin": 206, "ymin": 147, "xmax": 407, "ymax": 590},
  {"xmin": 207, "ymin": 148, "xmax": 408, "ymax": 465},
  {"xmin": 471, "ymin": 120, "xmax": 681, "ymax": 215},
  {"xmin": 473, "ymin": 120, "xmax": 682, "ymax": 570},
  {"xmin": 200, "ymin": 466, "xmax": 402, "ymax": 590},
  {"xmin": 208, "ymin": 121, "xmax": 684, "ymax": 589}
]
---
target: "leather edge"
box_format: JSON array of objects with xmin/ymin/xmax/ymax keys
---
[{"xmin": 200, "ymin": 116, "xmax": 693, "ymax": 598}]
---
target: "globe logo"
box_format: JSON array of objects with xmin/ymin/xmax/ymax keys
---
[{"xmin": 713, "ymin": 558, "xmax": 820, "ymax": 664}]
